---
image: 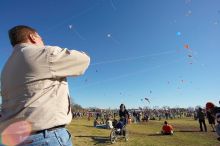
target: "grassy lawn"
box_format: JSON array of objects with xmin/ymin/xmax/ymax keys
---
[{"xmin": 67, "ymin": 118, "xmax": 219, "ymax": 146}]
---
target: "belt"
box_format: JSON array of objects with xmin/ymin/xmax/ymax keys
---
[{"xmin": 33, "ymin": 125, "xmax": 66, "ymax": 134}]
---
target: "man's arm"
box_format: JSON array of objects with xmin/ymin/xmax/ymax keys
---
[{"xmin": 47, "ymin": 46, "xmax": 90, "ymax": 77}]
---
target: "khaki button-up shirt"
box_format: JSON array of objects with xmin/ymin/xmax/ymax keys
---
[{"xmin": 0, "ymin": 43, "xmax": 90, "ymax": 134}]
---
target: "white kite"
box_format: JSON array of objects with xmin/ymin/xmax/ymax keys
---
[{"xmin": 68, "ymin": 25, "xmax": 72, "ymax": 29}]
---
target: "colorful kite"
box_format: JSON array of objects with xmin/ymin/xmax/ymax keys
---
[{"xmin": 184, "ymin": 44, "xmax": 189, "ymax": 49}]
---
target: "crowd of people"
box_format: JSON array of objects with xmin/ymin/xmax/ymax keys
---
[
  {"xmin": 71, "ymin": 102, "xmax": 220, "ymax": 140},
  {"xmin": 73, "ymin": 107, "xmax": 196, "ymax": 125}
]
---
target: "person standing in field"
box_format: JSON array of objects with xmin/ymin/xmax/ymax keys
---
[
  {"xmin": 206, "ymin": 109, "xmax": 216, "ymax": 132},
  {"xmin": 197, "ymin": 107, "xmax": 207, "ymax": 132},
  {"xmin": 119, "ymin": 104, "xmax": 129, "ymax": 125},
  {"xmin": 0, "ymin": 25, "xmax": 90, "ymax": 146},
  {"xmin": 206, "ymin": 102, "xmax": 220, "ymax": 141}
]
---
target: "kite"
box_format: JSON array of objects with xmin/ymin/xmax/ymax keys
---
[
  {"xmin": 188, "ymin": 54, "xmax": 192, "ymax": 58},
  {"xmin": 106, "ymin": 33, "xmax": 120, "ymax": 44},
  {"xmin": 213, "ymin": 21, "xmax": 219, "ymax": 25},
  {"xmin": 184, "ymin": 44, "xmax": 190, "ymax": 49},
  {"xmin": 176, "ymin": 32, "xmax": 181, "ymax": 36},
  {"xmin": 107, "ymin": 34, "xmax": 111, "ymax": 38},
  {"xmin": 68, "ymin": 25, "xmax": 72, "ymax": 29},
  {"xmin": 185, "ymin": 10, "xmax": 192, "ymax": 16},
  {"xmin": 185, "ymin": 0, "xmax": 192, "ymax": 4},
  {"xmin": 144, "ymin": 97, "xmax": 150, "ymax": 104},
  {"xmin": 110, "ymin": 0, "xmax": 117, "ymax": 11}
]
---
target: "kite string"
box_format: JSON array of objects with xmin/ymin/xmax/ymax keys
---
[
  {"xmin": 43, "ymin": 2, "xmax": 100, "ymax": 33},
  {"xmin": 91, "ymin": 50, "xmax": 176, "ymax": 66},
  {"xmin": 75, "ymin": 58, "xmax": 185, "ymax": 90},
  {"xmin": 110, "ymin": 0, "xmax": 117, "ymax": 10},
  {"xmin": 69, "ymin": 26, "xmax": 86, "ymax": 41}
]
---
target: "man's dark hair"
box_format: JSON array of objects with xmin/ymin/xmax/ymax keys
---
[{"xmin": 8, "ymin": 25, "xmax": 37, "ymax": 46}]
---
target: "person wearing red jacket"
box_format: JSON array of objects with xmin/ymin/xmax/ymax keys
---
[{"xmin": 161, "ymin": 121, "xmax": 174, "ymax": 135}]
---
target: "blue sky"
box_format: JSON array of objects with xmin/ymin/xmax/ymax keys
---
[{"xmin": 0, "ymin": 0, "xmax": 220, "ymax": 109}]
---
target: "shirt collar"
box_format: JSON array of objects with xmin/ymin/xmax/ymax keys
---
[{"xmin": 13, "ymin": 43, "xmax": 40, "ymax": 50}]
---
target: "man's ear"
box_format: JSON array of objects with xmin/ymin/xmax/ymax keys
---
[{"xmin": 28, "ymin": 33, "xmax": 36, "ymax": 43}]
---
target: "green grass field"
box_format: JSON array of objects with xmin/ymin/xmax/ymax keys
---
[{"xmin": 67, "ymin": 118, "xmax": 219, "ymax": 146}]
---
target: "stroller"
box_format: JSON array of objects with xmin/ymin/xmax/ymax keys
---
[{"xmin": 110, "ymin": 118, "xmax": 129, "ymax": 144}]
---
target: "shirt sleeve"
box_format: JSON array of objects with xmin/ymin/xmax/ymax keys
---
[{"xmin": 47, "ymin": 46, "xmax": 90, "ymax": 77}]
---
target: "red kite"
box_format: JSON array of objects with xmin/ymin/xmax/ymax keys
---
[{"xmin": 184, "ymin": 44, "xmax": 189, "ymax": 49}]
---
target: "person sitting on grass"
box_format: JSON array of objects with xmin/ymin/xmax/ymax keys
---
[
  {"xmin": 161, "ymin": 121, "xmax": 174, "ymax": 135},
  {"xmin": 106, "ymin": 117, "xmax": 114, "ymax": 129},
  {"xmin": 94, "ymin": 117, "xmax": 100, "ymax": 127}
]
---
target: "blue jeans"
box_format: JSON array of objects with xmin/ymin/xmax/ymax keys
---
[
  {"xmin": 16, "ymin": 128, "xmax": 73, "ymax": 146},
  {"xmin": 116, "ymin": 120, "xmax": 127, "ymax": 129}
]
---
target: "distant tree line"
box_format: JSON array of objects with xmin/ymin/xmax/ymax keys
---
[
  {"xmin": 71, "ymin": 103, "xmax": 84, "ymax": 112},
  {"xmin": 70, "ymin": 97, "xmax": 84, "ymax": 111}
]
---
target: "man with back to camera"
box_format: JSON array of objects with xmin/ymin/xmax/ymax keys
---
[{"xmin": 0, "ymin": 25, "xmax": 90, "ymax": 146}]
